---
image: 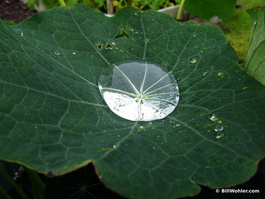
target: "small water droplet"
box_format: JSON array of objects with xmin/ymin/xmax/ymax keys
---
[
  {"xmin": 113, "ymin": 145, "xmax": 117, "ymax": 148},
  {"xmin": 138, "ymin": 126, "xmax": 145, "ymax": 131},
  {"xmin": 157, "ymin": 135, "xmax": 160, "ymax": 138},
  {"xmin": 254, "ymin": 21, "xmax": 257, "ymax": 25},
  {"xmin": 13, "ymin": 28, "xmax": 23, "ymax": 36},
  {"xmin": 202, "ymin": 71, "xmax": 209, "ymax": 77},
  {"xmin": 215, "ymin": 131, "xmax": 224, "ymax": 139},
  {"xmin": 190, "ymin": 58, "xmax": 197, "ymax": 64},
  {"xmin": 152, "ymin": 146, "xmax": 156, "ymax": 150},
  {"xmin": 72, "ymin": 52, "xmax": 76, "ymax": 55},
  {"xmin": 12, "ymin": 166, "xmax": 23, "ymax": 181},
  {"xmin": 54, "ymin": 50, "xmax": 60, "ymax": 55},
  {"xmin": 209, "ymin": 114, "xmax": 218, "ymax": 122},
  {"xmin": 175, "ymin": 123, "xmax": 181, "ymax": 127},
  {"xmin": 214, "ymin": 124, "xmax": 223, "ymax": 132},
  {"xmin": 217, "ymin": 72, "xmax": 224, "ymax": 76},
  {"xmin": 118, "ymin": 135, "xmax": 121, "ymax": 138}
]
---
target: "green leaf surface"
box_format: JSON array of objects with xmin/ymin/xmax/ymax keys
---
[
  {"xmin": 0, "ymin": 5, "xmax": 265, "ymax": 199},
  {"xmin": 185, "ymin": 0, "xmax": 236, "ymax": 20},
  {"xmin": 245, "ymin": 6, "xmax": 265, "ymax": 86}
]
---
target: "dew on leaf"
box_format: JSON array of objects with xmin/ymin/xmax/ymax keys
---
[
  {"xmin": 190, "ymin": 58, "xmax": 197, "ymax": 64},
  {"xmin": 105, "ymin": 42, "xmax": 116, "ymax": 50},
  {"xmin": 13, "ymin": 28, "xmax": 23, "ymax": 36},
  {"xmin": 209, "ymin": 114, "xmax": 218, "ymax": 122},
  {"xmin": 53, "ymin": 50, "xmax": 60, "ymax": 55},
  {"xmin": 72, "ymin": 52, "xmax": 76, "ymax": 55},
  {"xmin": 202, "ymin": 71, "xmax": 209, "ymax": 77},
  {"xmin": 138, "ymin": 126, "xmax": 145, "ymax": 131},
  {"xmin": 98, "ymin": 60, "xmax": 180, "ymax": 121},
  {"xmin": 174, "ymin": 123, "xmax": 181, "ymax": 127},
  {"xmin": 215, "ymin": 131, "xmax": 224, "ymax": 139},
  {"xmin": 214, "ymin": 124, "xmax": 224, "ymax": 132}
]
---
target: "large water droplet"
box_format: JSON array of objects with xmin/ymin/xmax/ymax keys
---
[{"xmin": 98, "ymin": 60, "xmax": 180, "ymax": 121}]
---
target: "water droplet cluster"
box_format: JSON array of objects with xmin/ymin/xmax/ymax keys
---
[{"xmin": 208, "ymin": 114, "xmax": 224, "ymax": 139}]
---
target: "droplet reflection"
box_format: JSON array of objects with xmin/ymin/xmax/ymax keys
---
[{"xmin": 98, "ymin": 60, "xmax": 180, "ymax": 121}]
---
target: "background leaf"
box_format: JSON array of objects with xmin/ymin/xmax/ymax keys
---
[
  {"xmin": 245, "ymin": 6, "xmax": 265, "ymax": 86},
  {"xmin": 185, "ymin": 0, "xmax": 236, "ymax": 20},
  {"xmin": 0, "ymin": 5, "xmax": 265, "ymax": 199},
  {"xmin": 44, "ymin": 163, "xmax": 122, "ymax": 199}
]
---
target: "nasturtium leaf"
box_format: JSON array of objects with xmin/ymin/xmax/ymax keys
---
[
  {"xmin": 185, "ymin": 0, "xmax": 236, "ymax": 20},
  {"xmin": 245, "ymin": 6, "xmax": 265, "ymax": 86},
  {"xmin": 0, "ymin": 5, "xmax": 265, "ymax": 199}
]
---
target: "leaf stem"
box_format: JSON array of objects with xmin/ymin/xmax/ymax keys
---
[
  {"xmin": 177, "ymin": 0, "xmax": 186, "ymax": 21},
  {"xmin": 58, "ymin": 0, "xmax": 66, "ymax": 7},
  {"xmin": 0, "ymin": 163, "xmax": 30, "ymax": 199},
  {"xmin": 23, "ymin": 167, "xmax": 45, "ymax": 199},
  {"xmin": 107, "ymin": 0, "xmax": 114, "ymax": 14}
]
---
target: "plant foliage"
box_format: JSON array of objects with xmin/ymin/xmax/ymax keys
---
[
  {"xmin": 245, "ymin": 5, "xmax": 265, "ymax": 86},
  {"xmin": 0, "ymin": 5, "xmax": 265, "ymax": 199}
]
